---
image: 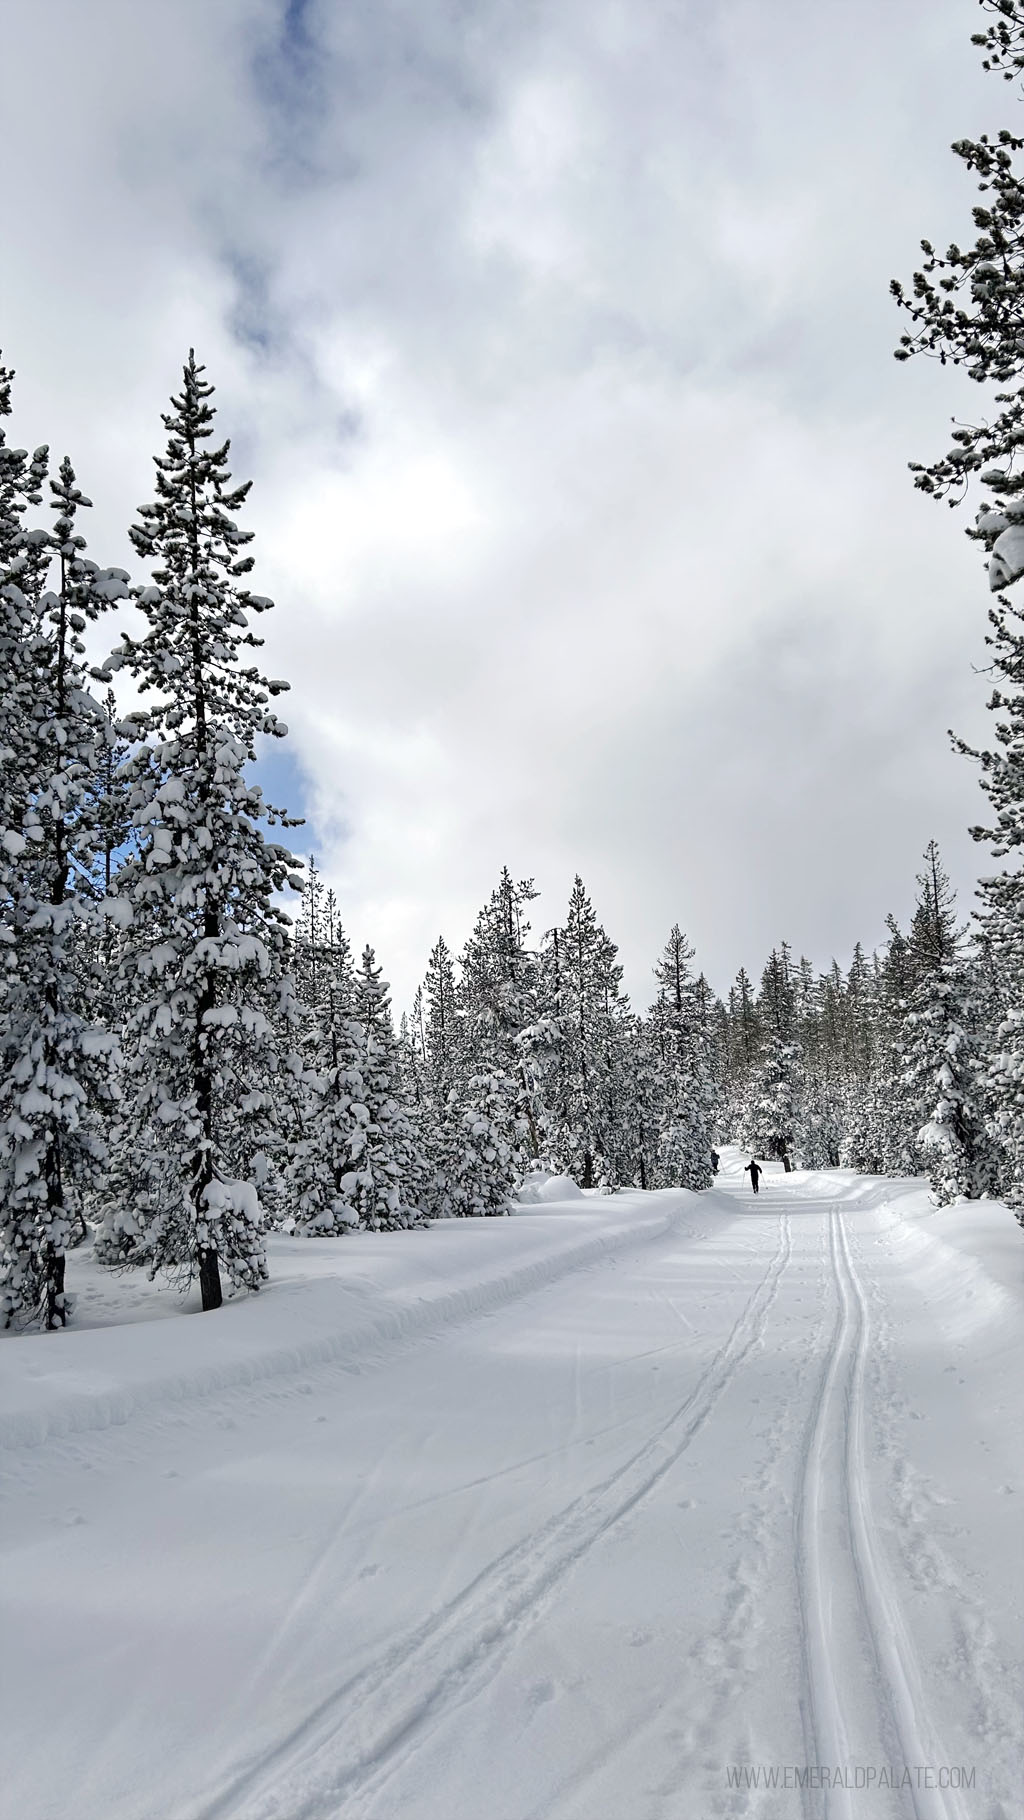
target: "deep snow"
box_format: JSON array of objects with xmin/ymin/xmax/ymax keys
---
[{"xmin": 1, "ymin": 1152, "xmax": 1020, "ymax": 1820}]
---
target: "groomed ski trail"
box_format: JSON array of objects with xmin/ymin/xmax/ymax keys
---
[
  {"xmin": 795, "ymin": 1202, "xmax": 970, "ymax": 1820},
  {"xmin": 193, "ymin": 1216, "xmax": 793, "ymax": 1820},
  {"xmin": 4, "ymin": 1160, "xmax": 1019, "ymax": 1820}
]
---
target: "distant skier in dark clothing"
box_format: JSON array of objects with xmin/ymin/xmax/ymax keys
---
[
  {"xmin": 710, "ymin": 1149, "xmax": 720, "ymax": 1176},
  {"xmin": 744, "ymin": 1159, "xmax": 762, "ymax": 1194}
]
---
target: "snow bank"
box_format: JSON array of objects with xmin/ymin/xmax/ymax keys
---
[
  {"xmin": 0, "ymin": 1191, "xmax": 703, "ymax": 1451},
  {"xmin": 866, "ymin": 1181, "xmax": 1022, "ymax": 1341},
  {"xmin": 769, "ymin": 1161, "xmax": 1023, "ymax": 1338},
  {"xmin": 514, "ymin": 1171, "xmax": 585, "ymax": 1205}
]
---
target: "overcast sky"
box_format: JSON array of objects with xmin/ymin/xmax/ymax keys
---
[{"xmin": 1, "ymin": 0, "xmax": 1010, "ymax": 1008}]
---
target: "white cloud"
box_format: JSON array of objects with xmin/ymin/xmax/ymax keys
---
[{"xmin": 0, "ymin": 0, "xmax": 1005, "ymax": 1006}]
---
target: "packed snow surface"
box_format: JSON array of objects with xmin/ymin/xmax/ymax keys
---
[{"xmin": 1, "ymin": 1152, "xmax": 1021, "ymax": 1820}]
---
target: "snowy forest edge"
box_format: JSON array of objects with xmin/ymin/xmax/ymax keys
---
[{"xmin": 8, "ymin": 4, "xmax": 1024, "ymax": 1328}]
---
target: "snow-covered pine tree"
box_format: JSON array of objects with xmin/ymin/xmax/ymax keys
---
[
  {"xmin": 543, "ymin": 877, "xmax": 632, "ymax": 1189},
  {"xmin": 903, "ymin": 842, "xmax": 1000, "ymax": 1204},
  {"xmin": 293, "ymin": 854, "xmax": 330, "ymax": 1011},
  {"xmin": 616, "ymin": 1012, "xmax": 661, "ymax": 1191},
  {"xmin": 834, "ymin": 943, "xmax": 883, "ymax": 1171},
  {"xmin": 943, "ymin": 572, "xmax": 1024, "ymax": 1197},
  {"xmin": 722, "ymin": 965, "xmax": 759, "ymax": 1139},
  {"xmin": 97, "ymin": 353, "xmax": 301, "ymax": 1309},
  {"xmin": 448, "ymin": 1068, "xmax": 530, "ymax": 1217},
  {"xmin": 85, "ymin": 688, "xmax": 135, "ymax": 1002},
  {"xmin": 693, "ymin": 970, "xmax": 726, "ymax": 1128},
  {"xmin": 744, "ymin": 944, "xmax": 805, "ymax": 1167},
  {"xmin": 423, "ymin": 935, "xmax": 462, "ymax": 1111},
  {"xmin": 459, "ymin": 868, "xmax": 550, "ymax": 1162},
  {"xmin": 1, "ymin": 361, "xmax": 50, "ymax": 1321},
  {"xmin": 871, "ymin": 915, "xmax": 924, "ymax": 1176},
  {"xmin": 283, "ymin": 921, "xmax": 368, "ymax": 1234},
  {"xmin": 445, "ymin": 869, "xmax": 552, "ymax": 1212},
  {"xmin": 0, "ymin": 436, "xmax": 130, "ymax": 1328},
  {"xmin": 793, "ymin": 957, "xmax": 840, "ymax": 1168},
  {"xmin": 650, "ymin": 924, "xmax": 716, "ymax": 1191},
  {"xmin": 417, "ymin": 935, "xmax": 464, "ymax": 1217},
  {"xmin": 349, "ymin": 945, "xmax": 427, "ymax": 1229},
  {"xmin": 399, "ymin": 1000, "xmax": 425, "ymax": 1107},
  {"xmin": 254, "ymin": 854, "xmax": 331, "ymax": 1226},
  {"xmin": 893, "ymin": 0, "xmax": 1024, "ymax": 574}
]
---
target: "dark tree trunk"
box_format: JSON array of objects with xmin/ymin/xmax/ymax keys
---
[
  {"xmin": 519, "ymin": 1063, "xmax": 541, "ymax": 1159},
  {"xmin": 46, "ymin": 1251, "xmax": 67, "ymax": 1329},
  {"xmin": 199, "ymin": 1246, "xmax": 223, "ymax": 1311},
  {"xmin": 192, "ymin": 898, "xmax": 220, "ymax": 1309},
  {"xmin": 44, "ymin": 1136, "xmax": 69, "ymax": 1328}
]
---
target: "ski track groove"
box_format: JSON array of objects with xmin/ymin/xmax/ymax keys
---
[
  {"xmin": 795, "ymin": 1202, "xmax": 969, "ymax": 1820},
  {"xmin": 857, "ymin": 1216, "xmax": 1021, "ymax": 1804},
  {"xmin": 192, "ymin": 1214, "xmax": 794, "ymax": 1820}
]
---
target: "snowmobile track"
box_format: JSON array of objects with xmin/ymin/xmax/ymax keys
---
[
  {"xmin": 795, "ymin": 1203, "xmax": 970, "ymax": 1820},
  {"xmin": 193, "ymin": 1214, "xmax": 794, "ymax": 1820}
]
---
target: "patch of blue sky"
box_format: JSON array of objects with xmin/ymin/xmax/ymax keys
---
[
  {"xmin": 252, "ymin": 738, "xmax": 312, "ymax": 834},
  {"xmin": 250, "ymin": 0, "xmax": 328, "ymax": 185}
]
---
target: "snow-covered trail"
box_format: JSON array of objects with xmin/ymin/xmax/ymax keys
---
[{"xmin": 1, "ymin": 1161, "xmax": 1020, "ymax": 1820}]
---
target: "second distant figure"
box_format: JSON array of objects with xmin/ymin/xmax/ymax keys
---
[{"xmin": 744, "ymin": 1158, "xmax": 762, "ymax": 1195}]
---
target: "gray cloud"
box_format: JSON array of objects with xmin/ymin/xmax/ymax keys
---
[{"xmin": 0, "ymin": 0, "xmax": 1005, "ymax": 1007}]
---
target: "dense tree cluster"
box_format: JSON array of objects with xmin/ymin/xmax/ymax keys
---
[
  {"xmin": 891, "ymin": 0, "xmax": 1024, "ymax": 1215},
  {"xmin": 0, "ymin": 352, "xmax": 725, "ymax": 1331}
]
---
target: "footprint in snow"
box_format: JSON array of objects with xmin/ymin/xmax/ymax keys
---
[
  {"xmin": 526, "ymin": 1679, "xmax": 556, "ymax": 1709},
  {"xmin": 358, "ymin": 1563, "xmax": 380, "ymax": 1579}
]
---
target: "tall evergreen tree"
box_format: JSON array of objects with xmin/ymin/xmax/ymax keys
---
[
  {"xmin": 418, "ymin": 935, "xmax": 464, "ymax": 1217},
  {"xmin": 650, "ymin": 924, "xmax": 716, "ymax": 1191},
  {"xmin": 349, "ymin": 946, "xmax": 427, "ymax": 1229},
  {"xmin": 0, "ymin": 434, "xmax": 130, "ymax": 1327},
  {"xmin": 544, "ymin": 877, "xmax": 630, "ymax": 1188},
  {"xmin": 423, "ymin": 935, "xmax": 462, "ymax": 1112},
  {"xmin": 722, "ymin": 966, "xmax": 759, "ymax": 1136},
  {"xmin": 744, "ymin": 945, "xmax": 804, "ymax": 1166},
  {"xmin": 904, "ymin": 843, "xmax": 1000, "ymax": 1204},
  {"xmin": 448, "ymin": 1069, "xmax": 530, "ymax": 1217},
  {"xmin": 893, "ymin": 1, "xmax": 1024, "ymax": 1202},
  {"xmin": 893, "ymin": 0, "xmax": 1024, "ymax": 576},
  {"xmin": 284, "ymin": 923, "xmax": 366, "ymax": 1235},
  {"xmin": 459, "ymin": 868, "xmax": 548, "ymax": 1161},
  {"xmin": 856, "ymin": 917, "xmax": 920, "ymax": 1177},
  {"xmin": 98, "ymin": 353, "xmax": 301, "ymax": 1309}
]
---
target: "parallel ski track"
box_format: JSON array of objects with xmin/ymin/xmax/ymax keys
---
[
  {"xmin": 795, "ymin": 1204, "xmax": 969, "ymax": 1820},
  {"xmin": 194, "ymin": 1213, "xmax": 793, "ymax": 1820}
]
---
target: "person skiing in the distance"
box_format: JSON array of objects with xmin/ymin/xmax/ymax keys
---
[{"xmin": 744, "ymin": 1158, "xmax": 762, "ymax": 1194}]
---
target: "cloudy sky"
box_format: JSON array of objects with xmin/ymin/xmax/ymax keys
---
[{"xmin": 1, "ymin": 0, "xmax": 1009, "ymax": 1008}]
